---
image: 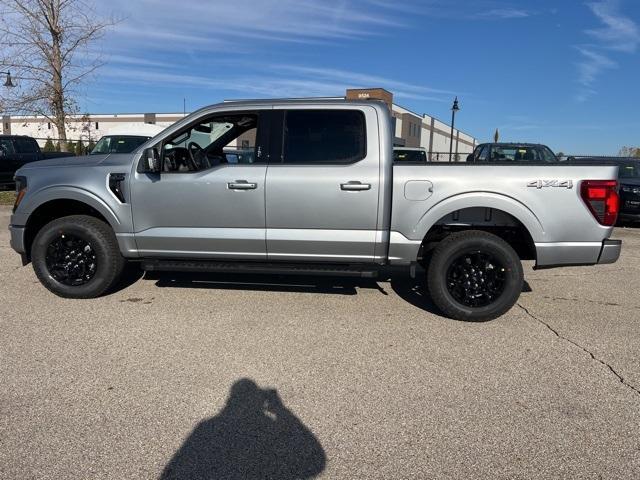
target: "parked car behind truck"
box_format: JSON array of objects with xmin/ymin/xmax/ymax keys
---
[
  {"xmin": 565, "ymin": 156, "xmax": 640, "ymax": 223},
  {"xmin": 9, "ymin": 99, "xmax": 622, "ymax": 321},
  {"xmin": 468, "ymin": 143, "xmax": 558, "ymax": 163},
  {"xmin": 0, "ymin": 135, "xmax": 68, "ymax": 189},
  {"xmin": 90, "ymin": 124, "xmax": 167, "ymax": 155}
]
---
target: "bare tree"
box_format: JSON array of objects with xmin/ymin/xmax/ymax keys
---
[
  {"xmin": 619, "ymin": 146, "xmax": 640, "ymax": 158},
  {"xmin": 0, "ymin": 0, "xmax": 113, "ymax": 150}
]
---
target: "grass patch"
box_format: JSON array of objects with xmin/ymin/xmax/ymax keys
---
[{"xmin": 0, "ymin": 191, "xmax": 16, "ymax": 206}]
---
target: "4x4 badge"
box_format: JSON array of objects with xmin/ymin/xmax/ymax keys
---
[{"xmin": 527, "ymin": 180, "xmax": 573, "ymax": 189}]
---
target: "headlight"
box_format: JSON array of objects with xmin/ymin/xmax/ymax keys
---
[{"xmin": 13, "ymin": 176, "xmax": 27, "ymax": 213}]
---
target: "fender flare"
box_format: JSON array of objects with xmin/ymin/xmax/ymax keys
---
[
  {"xmin": 410, "ymin": 192, "xmax": 546, "ymax": 243},
  {"xmin": 22, "ymin": 186, "xmax": 123, "ymax": 232}
]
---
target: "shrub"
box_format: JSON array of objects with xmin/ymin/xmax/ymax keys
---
[{"xmin": 43, "ymin": 138, "xmax": 56, "ymax": 152}]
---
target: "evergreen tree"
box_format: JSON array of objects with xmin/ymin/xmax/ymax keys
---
[{"xmin": 43, "ymin": 138, "xmax": 56, "ymax": 152}]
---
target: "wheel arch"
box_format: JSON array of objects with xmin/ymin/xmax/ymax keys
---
[
  {"xmin": 412, "ymin": 193, "xmax": 542, "ymax": 263},
  {"xmin": 22, "ymin": 191, "xmax": 120, "ymax": 260}
]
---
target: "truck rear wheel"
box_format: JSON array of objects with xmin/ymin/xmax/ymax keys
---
[
  {"xmin": 31, "ymin": 215, "xmax": 126, "ymax": 299},
  {"xmin": 427, "ymin": 230, "xmax": 523, "ymax": 321}
]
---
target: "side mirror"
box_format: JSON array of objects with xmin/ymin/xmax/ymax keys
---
[
  {"xmin": 139, "ymin": 147, "xmax": 160, "ymax": 173},
  {"xmin": 466, "ymin": 154, "xmax": 474, "ymax": 163}
]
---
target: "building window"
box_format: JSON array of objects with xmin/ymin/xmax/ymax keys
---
[
  {"xmin": 47, "ymin": 122, "xmax": 51, "ymax": 129},
  {"xmin": 95, "ymin": 122, "xmax": 99, "ymax": 130}
]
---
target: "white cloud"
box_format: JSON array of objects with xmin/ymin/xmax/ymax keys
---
[
  {"xmin": 85, "ymin": 0, "xmax": 468, "ymax": 110},
  {"xmin": 99, "ymin": 62, "xmax": 454, "ymax": 103},
  {"xmin": 476, "ymin": 8, "xmax": 531, "ymax": 19},
  {"xmin": 586, "ymin": 0, "xmax": 640, "ymax": 52},
  {"xmin": 100, "ymin": 0, "xmax": 406, "ymax": 54},
  {"xmin": 574, "ymin": 0, "xmax": 637, "ymax": 102},
  {"xmin": 576, "ymin": 47, "xmax": 617, "ymax": 86},
  {"xmin": 271, "ymin": 65, "xmax": 456, "ymax": 96}
]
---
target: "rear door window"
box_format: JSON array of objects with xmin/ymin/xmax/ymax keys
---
[
  {"xmin": 282, "ymin": 110, "xmax": 366, "ymax": 164},
  {"xmin": 0, "ymin": 138, "xmax": 16, "ymax": 159},
  {"xmin": 14, "ymin": 137, "xmax": 39, "ymax": 154}
]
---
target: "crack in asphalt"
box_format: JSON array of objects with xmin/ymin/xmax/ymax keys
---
[
  {"xmin": 518, "ymin": 303, "xmax": 640, "ymax": 398},
  {"xmin": 540, "ymin": 295, "xmax": 640, "ymax": 311}
]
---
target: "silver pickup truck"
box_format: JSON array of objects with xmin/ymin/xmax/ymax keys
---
[{"xmin": 8, "ymin": 99, "xmax": 622, "ymax": 321}]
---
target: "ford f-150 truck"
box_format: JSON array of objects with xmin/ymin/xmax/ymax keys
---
[{"xmin": 8, "ymin": 99, "xmax": 622, "ymax": 321}]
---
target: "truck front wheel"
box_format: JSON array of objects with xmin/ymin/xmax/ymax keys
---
[
  {"xmin": 31, "ymin": 215, "xmax": 126, "ymax": 299},
  {"xmin": 427, "ymin": 230, "xmax": 524, "ymax": 321}
]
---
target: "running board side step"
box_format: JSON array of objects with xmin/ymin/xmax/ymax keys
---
[{"xmin": 141, "ymin": 260, "xmax": 380, "ymax": 278}]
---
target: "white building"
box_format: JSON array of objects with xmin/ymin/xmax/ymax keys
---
[
  {"xmin": 1, "ymin": 88, "xmax": 477, "ymax": 160},
  {"xmin": 1, "ymin": 112, "xmax": 185, "ymax": 146}
]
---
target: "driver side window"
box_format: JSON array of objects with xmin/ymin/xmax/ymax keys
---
[{"xmin": 161, "ymin": 113, "xmax": 260, "ymax": 173}]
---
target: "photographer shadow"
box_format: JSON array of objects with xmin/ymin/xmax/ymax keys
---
[{"xmin": 160, "ymin": 379, "xmax": 326, "ymax": 480}]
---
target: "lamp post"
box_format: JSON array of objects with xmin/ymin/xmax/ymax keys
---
[
  {"xmin": 1, "ymin": 71, "xmax": 15, "ymax": 135},
  {"xmin": 1, "ymin": 71, "xmax": 16, "ymax": 88},
  {"xmin": 449, "ymin": 96, "xmax": 459, "ymax": 162}
]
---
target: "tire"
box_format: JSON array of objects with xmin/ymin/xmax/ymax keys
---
[
  {"xmin": 426, "ymin": 230, "xmax": 524, "ymax": 321},
  {"xmin": 31, "ymin": 215, "xmax": 126, "ymax": 299}
]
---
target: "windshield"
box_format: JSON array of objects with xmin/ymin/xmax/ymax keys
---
[
  {"xmin": 490, "ymin": 146, "xmax": 557, "ymax": 162},
  {"xmin": 394, "ymin": 149, "xmax": 427, "ymax": 162},
  {"xmin": 91, "ymin": 135, "xmax": 151, "ymax": 155}
]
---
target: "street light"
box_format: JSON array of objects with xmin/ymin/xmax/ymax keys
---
[
  {"xmin": 449, "ymin": 97, "xmax": 459, "ymax": 162},
  {"xmin": 1, "ymin": 71, "xmax": 15, "ymax": 88}
]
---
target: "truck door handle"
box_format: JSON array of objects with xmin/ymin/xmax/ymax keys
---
[
  {"xmin": 341, "ymin": 181, "xmax": 371, "ymax": 191},
  {"xmin": 228, "ymin": 180, "xmax": 257, "ymax": 190}
]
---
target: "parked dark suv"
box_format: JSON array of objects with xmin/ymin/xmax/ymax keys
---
[
  {"xmin": 0, "ymin": 135, "xmax": 68, "ymax": 189},
  {"xmin": 567, "ymin": 157, "xmax": 640, "ymax": 223},
  {"xmin": 467, "ymin": 143, "xmax": 558, "ymax": 163}
]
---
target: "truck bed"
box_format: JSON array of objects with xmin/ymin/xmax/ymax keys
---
[{"xmin": 389, "ymin": 163, "xmax": 619, "ymax": 267}]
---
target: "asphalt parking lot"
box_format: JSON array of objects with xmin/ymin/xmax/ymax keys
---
[{"xmin": 1, "ymin": 205, "xmax": 639, "ymax": 479}]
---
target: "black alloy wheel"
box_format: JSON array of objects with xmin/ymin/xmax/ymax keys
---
[
  {"xmin": 31, "ymin": 215, "xmax": 126, "ymax": 298},
  {"xmin": 427, "ymin": 230, "xmax": 524, "ymax": 321},
  {"xmin": 445, "ymin": 251, "xmax": 506, "ymax": 308},
  {"xmin": 45, "ymin": 233, "xmax": 98, "ymax": 286}
]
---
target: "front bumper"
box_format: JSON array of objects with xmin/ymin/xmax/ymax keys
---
[{"xmin": 9, "ymin": 224, "xmax": 26, "ymax": 254}]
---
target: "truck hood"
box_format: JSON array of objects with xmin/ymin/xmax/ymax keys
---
[
  {"xmin": 19, "ymin": 154, "xmax": 110, "ymax": 169},
  {"xmin": 18, "ymin": 153, "xmax": 135, "ymax": 170}
]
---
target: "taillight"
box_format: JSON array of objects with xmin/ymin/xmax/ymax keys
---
[{"xmin": 580, "ymin": 180, "xmax": 619, "ymax": 226}]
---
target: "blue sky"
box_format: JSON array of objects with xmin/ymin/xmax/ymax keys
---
[{"xmin": 87, "ymin": 0, "xmax": 640, "ymax": 155}]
